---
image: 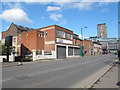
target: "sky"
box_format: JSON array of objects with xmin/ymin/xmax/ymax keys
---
[{"xmin": 0, "ymin": 0, "xmax": 118, "ymax": 40}]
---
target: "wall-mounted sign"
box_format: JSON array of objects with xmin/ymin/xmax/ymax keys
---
[{"xmin": 56, "ymin": 38, "xmax": 73, "ymax": 44}]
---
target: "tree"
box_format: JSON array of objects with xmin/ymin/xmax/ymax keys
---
[{"xmin": 2, "ymin": 44, "xmax": 12, "ymax": 55}]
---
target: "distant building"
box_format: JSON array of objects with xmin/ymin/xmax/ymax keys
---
[
  {"xmin": 83, "ymin": 39, "xmax": 93, "ymax": 56},
  {"xmin": 93, "ymin": 42, "xmax": 102, "ymax": 55},
  {"xmin": 97, "ymin": 23, "xmax": 107, "ymax": 39},
  {"xmin": 86, "ymin": 37, "xmax": 119, "ymax": 53}
]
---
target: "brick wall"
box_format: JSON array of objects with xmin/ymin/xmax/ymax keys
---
[
  {"xmin": 2, "ymin": 23, "xmax": 18, "ymax": 39},
  {"xmin": 83, "ymin": 39, "xmax": 93, "ymax": 56},
  {"xmin": 21, "ymin": 30, "xmax": 44, "ymax": 55},
  {"xmin": 73, "ymin": 39, "xmax": 82, "ymax": 46}
]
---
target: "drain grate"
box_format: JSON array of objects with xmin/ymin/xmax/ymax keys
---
[{"xmin": 15, "ymin": 76, "xmax": 29, "ymax": 80}]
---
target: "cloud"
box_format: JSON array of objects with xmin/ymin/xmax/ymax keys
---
[
  {"xmin": 41, "ymin": 16, "xmax": 45, "ymax": 19},
  {"xmin": 0, "ymin": 8, "xmax": 32, "ymax": 23},
  {"xmin": 2, "ymin": 0, "xmax": 79, "ymax": 2},
  {"xmin": 53, "ymin": 2, "xmax": 94, "ymax": 11},
  {"xmin": 2, "ymin": 0, "xmax": 119, "ymax": 2},
  {"xmin": 7, "ymin": 26, "xmax": 9, "ymax": 29},
  {"xmin": 73, "ymin": 2, "xmax": 94, "ymax": 10},
  {"xmin": 47, "ymin": 6, "xmax": 61, "ymax": 11},
  {"xmin": 79, "ymin": 34, "xmax": 84, "ymax": 39},
  {"xmin": 100, "ymin": 8, "xmax": 109, "ymax": 13},
  {"xmin": 60, "ymin": 19, "xmax": 67, "ymax": 25},
  {"xmin": 50, "ymin": 13, "xmax": 62, "ymax": 21},
  {"xmin": 5, "ymin": 2, "xmax": 23, "ymax": 9}
]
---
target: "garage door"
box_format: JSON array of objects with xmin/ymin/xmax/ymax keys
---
[
  {"xmin": 74, "ymin": 47, "xmax": 80, "ymax": 55},
  {"xmin": 57, "ymin": 46, "xmax": 66, "ymax": 59},
  {"xmin": 68, "ymin": 47, "xmax": 73, "ymax": 56}
]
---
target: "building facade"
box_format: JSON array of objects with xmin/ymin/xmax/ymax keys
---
[
  {"xmin": 1, "ymin": 23, "xmax": 33, "ymax": 56},
  {"xmin": 93, "ymin": 42, "xmax": 102, "ymax": 55},
  {"xmin": 83, "ymin": 39, "xmax": 93, "ymax": 56},
  {"xmin": 97, "ymin": 23, "xmax": 107, "ymax": 39},
  {"xmin": 2, "ymin": 23, "xmax": 95, "ymax": 59}
]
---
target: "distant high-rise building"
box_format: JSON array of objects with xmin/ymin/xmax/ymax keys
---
[{"xmin": 97, "ymin": 23, "xmax": 107, "ymax": 39}]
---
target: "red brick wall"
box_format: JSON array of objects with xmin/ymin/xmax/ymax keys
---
[
  {"xmin": 21, "ymin": 30, "xmax": 44, "ymax": 55},
  {"xmin": 2, "ymin": 23, "xmax": 18, "ymax": 39},
  {"xmin": 73, "ymin": 39, "xmax": 82, "ymax": 46},
  {"xmin": 43, "ymin": 27, "xmax": 56, "ymax": 52},
  {"xmin": 37, "ymin": 31, "xmax": 44, "ymax": 54},
  {"xmin": 83, "ymin": 39, "xmax": 93, "ymax": 56},
  {"xmin": 45, "ymin": 44, "xmax": 55, "ymax": 52}
]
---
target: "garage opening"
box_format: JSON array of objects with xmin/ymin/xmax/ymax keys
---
[
  {"xmin": 57, "ymin": 46, "xmax": 66, "ymax": 59},
  {"xmin": 74, "ymin": 47, "xmax": 80, "ymax": 56},
  {"xmin": 68, "ymin": 47, "xmax": 73, "ymax": 56}
]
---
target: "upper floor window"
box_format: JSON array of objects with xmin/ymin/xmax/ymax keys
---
[
  {"xmin": 56, "ymin": 29, "xmax": 72, "ymax": 40},
  {"xmin": 75, "ymin": 39, "xmax": 77, "ymax": 45},
  {"xmin": 70, "ymin": 34, "xmax": 73, "ymax": 40},
  {"xmin": 14, "ymin": 38, "xmax": 16, "ymax": 43},
  {"xmin": 66, "ymin": 32, "xmax": 70, "ymax": 39},
  {"xmin": 19, "ymin": 35, "xmax": 21, "ymax": 41},
  {"xmin": 37, "ymin": 32, "xmax": 40, "ymax": 37},
  {"xmin": 26, "ymin": 34, "xmax": 28, "ymax": 38},
  {"xmin": 41, "ymin": 33, "xmax": 43, "ymax": 37},
  {"xmin": 56, "ymin": 30, "xmax": 61, "ymax": 37},
  {"xmin": 61, "ymin": 31, "xmax": 65, "ymax": 38}
]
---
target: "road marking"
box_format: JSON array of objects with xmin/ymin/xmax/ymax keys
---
[{"xmin": 2, "ymin": 79, "xmax": 10, "ymax": 82}]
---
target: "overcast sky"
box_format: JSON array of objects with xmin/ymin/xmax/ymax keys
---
[{"xmin": 0, "ymin": 0, "xmax": 118, "ymax": 40}]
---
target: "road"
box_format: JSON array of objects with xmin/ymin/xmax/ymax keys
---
[{"xmin": 2, "ymin": 54, "xmax": 117, "ymax": 88}]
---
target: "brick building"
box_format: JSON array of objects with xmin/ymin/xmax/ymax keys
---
[
  {"xmin": 97, "ymin": 23, "xmax": 107, "ymax": 39},
  {"xmin": 1, "ymin": 23, "xmax": 34, "ymax": 56},
  {"xmin": 21, "ymin": 30, "xmax": 44, "ymax": 56},
  {"xmin": 36, "ymin": 25, "xmax": 81, "ymax": 59},
  {"xmin": 93, "ymin": 42, "xmax": 102, "ymax": 55},
  {"xmin": 83, "ymin": 39, "xmax": 93, "ymax": 56},
  {"xmin": 2, "ymin": 23, "xmax": 94, "ymax": 59}
]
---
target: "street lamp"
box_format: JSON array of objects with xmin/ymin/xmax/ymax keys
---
[{"xmin": 81, "ymin": 26, "xmax": 87, "ymax": 57}]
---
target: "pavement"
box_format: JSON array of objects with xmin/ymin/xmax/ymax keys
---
[
  {"xmin": 92, "ymin": 64, "xmax": 118, "ymax": 88},
  {"xmin": 1, "ymin": 59, "xmax": 56, "ymax": 67},
  {"xmin": 1, "ymin": 54, "xmax": 110, "ymax": 67},
  {"xmin": 85, "ymin": 59, "xmax": 120, "ymax": 89}
]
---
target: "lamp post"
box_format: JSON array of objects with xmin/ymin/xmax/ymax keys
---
[{"xmin": 81, "ymin": 27, "xmax": 87, "ymax": 57}]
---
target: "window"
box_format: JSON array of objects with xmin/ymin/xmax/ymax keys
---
[
  {"xmin": 75, "ymin": 39, "xmax": 77, "ymax": 45},
  {"xmin": 19, "ymin": 35, "xmax": 21, "ymax": 41},
  {"xmin": 14, "ymin": 38, "xmax": 16, "ymax": 43},
  {"xmin": 66, "ymin": 32, "xmax": 70, "ymax": 39},
  {"xmin": 56, "ymin": 30, "xmax": 61, "ymax": 37},
  {"xmin": 70, "ymin": 34, "xmax": 73, "ymax": 40},
  {"xmin": 37, "ymin": 32, "xmax": 40, "ymax": 37},
  {"xmin": 41, "ymin": 33, "xmax": 42, "ymax": 37},
  {"xmin": 61, "ymin": 31, "xmax": 65, "ymax": 38},
  {"xmin": 57, "ymin": 30, "xmax": 72, "ymax": 39},
  {"xmin": 26, "ymin": 34, "xmax": 28, "ymax": 38}
]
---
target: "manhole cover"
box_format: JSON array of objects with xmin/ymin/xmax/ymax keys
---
[{"xmin": 15, "ymin": 76, "xmax": 29, "ymax": 80}]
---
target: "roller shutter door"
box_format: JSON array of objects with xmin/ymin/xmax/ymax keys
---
[
  {"xmin": 74, "ymin": 47, "xmax": 80, "ymax": 55},
  {"xmin": 68, "ymin": 47, "xmax": 73, "ymax": 56},
  {"xmin": 57, "ymin": 46, "xmax": 66, "ymax": 59}
]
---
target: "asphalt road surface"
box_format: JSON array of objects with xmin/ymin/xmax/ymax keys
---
[{"xmin": 2, "ymin": 54, "xmax": 117, "ymax": 88}]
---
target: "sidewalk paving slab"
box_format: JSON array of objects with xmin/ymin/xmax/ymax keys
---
[{"xmin": 93, "ymin": 65, "xmax": 118, "ymax": 88}]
